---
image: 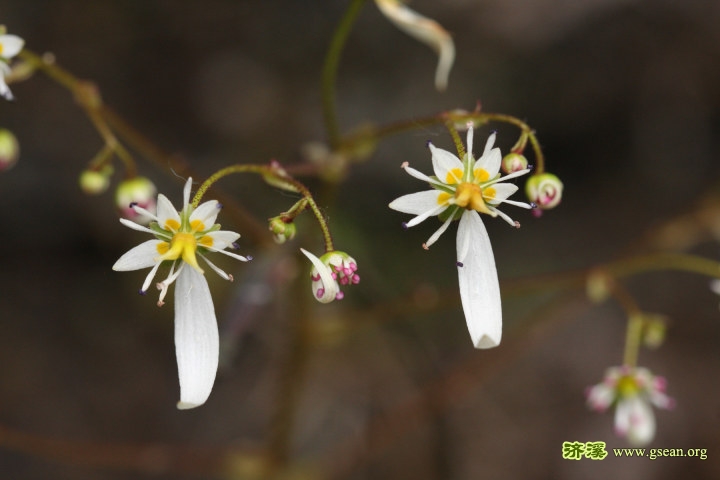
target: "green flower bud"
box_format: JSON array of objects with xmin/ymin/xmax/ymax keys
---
[
  {"xmin": 0, "ymin": 128, "xmax": 19, "ymax": 171},
  {"xmin": 642, "ymin": 315, "xmax": 667, "ymax": 349},
  {"xmin": 79, "ymin": 165, "xmax": 113, "ymax": 195},
  {"xmin": 586, "ymin": 270, "xmax": 611, "ymax": 304},
  {"xmin": 525, "ymin": 172, "xmax": 563, "ymax": 210},
  {"xmin": 501, "ymin": 152, "xmax": 528, "ymax": 173},
  {"xmin": 268, "ymin": 216, "xmax": 297, "ymax": 244}
]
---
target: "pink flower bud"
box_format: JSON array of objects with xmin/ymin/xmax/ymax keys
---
[
  {"xmin": 525, "ymin": 172, "xmax": 563, "ymax": 210},
  {"xmin": 115, "ymin": 176, "xmax": 157, "ymax": 223}
]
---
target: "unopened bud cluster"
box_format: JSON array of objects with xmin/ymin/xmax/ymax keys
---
[{"xmin": 269, "ymin": 216, "xmax": 297, "ymax": 244}]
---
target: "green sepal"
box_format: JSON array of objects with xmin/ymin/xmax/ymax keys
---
[{"xmin": 438, "ymin": 205, "xmax": 462, "ymax": 223}]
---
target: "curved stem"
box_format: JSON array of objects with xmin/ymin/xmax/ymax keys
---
[
  {"xmin": 193, "ymin": 164, "xmax": 335, "ymax": 253},
  {"xmin": 338, "ymin": 110, "xmax": 545, "ymax": 171},
  {"xmin": 321, "ymin": 0, "xmax": 367, "ymax": 149},
  {"xmin": 18, "ymin": 49, "xmax": 138, "ymax": 177}
]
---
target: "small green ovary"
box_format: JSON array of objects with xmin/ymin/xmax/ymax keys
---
[{"xmin": 617, "ymin": 375, "xmax": 640, "ymax": 398}]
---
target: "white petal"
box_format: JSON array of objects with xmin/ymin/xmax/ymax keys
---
[
  {"xmin": 626, "ymin": 397, "xmax": 656, "ymax": 446},
  {"xmin": 401, "ymin": 164, "xmax": 446, "ymax": 189},
  {"xmin": 482, "ymin": 131, "xmax": 497, "ymax": 156},
  {"xmin": 211, "ymin": 248, "xmax": 250, "ymax": 262},
  {"xmin": 190, "ymin": 200, "xmax": 220, "ymax": 228},
  {"xmin": 112, "ymin": 240, "xmax": 163, "ymax": 271},
  {"xmin": 456, "ymin": 211, "xmax": 501, "ymax": 349},
  {"xmin": 614, "ymin": 398, "xmax": 632, "ymax": 436},
  {"xmin": 174, "ymin": 266, "xmax": 219, "ymax": 409},
  {"xmin": 487, "ymin": 205, "xmax": 517, "ymax": 227},
  {"xmin": 429, "ymin": 144, "xmax": 463, "ymax": 183},
  {"xmin": 183, "ymin": 177, "xmax": 193, "ymax": 210},
  {"xmin": 424, "ymin": 214, "xmax": 455, "ymax": 249},
  {"xmin": 119, "ymin": 218, "xmax": 161, "ymax": 236},
  {"xmin": 492, "ymin": 167, "xmax": 532, "ymax": 183},
  {"xmin": 0, "ymin": 35, "xmax": 25, "ymax": 59},
  {"xmin": 586, "ymin": 383, "xmax": 615, "ymax": 411},
  {"xmin": 300, "ymin": 248, "xmax": 339, "ymax": 303},
  {"xmin": 156, "ymin": 194, "xmax": 180, "ymax": 229},
  {"xmin": 204, "ymin": 230, "xmax": 241, "ymax": 250},
  {"xmin": 476, "ymin": 148, "xmax": 502, "ymax": 179},
  {"xmin": 0, "ymin": 74, "xmax": 13, "ymax": 101},
  {"xmin": 710, "ymin": 279, "xmax": 720, "ymax": 295},
  {"xmin": 389, "ymin": 190, "xmax": 446, "ymax": 214},
  {"xmin": 375, "ymin": 0, "xmax": 455, "ymax": 91}
]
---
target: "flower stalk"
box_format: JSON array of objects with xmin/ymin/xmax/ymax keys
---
[{"xmin": 193, "ymin": 163, "xmax": 335, "ymax": 253}]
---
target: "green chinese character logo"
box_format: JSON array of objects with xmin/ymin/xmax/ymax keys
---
[
  {"xmin": 562, "ymin": 441, "xmax": 585, "ymax": 460},
  {"xmin": 584, "ymin": 441, "xmax": 608, "ymax": 460}
]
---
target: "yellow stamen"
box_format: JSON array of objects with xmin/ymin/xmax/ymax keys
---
[
  {"xmin": 455, "ymin": 182, "xmax": 491, "ymax": 214},
  {"xmin": 445, "ymin": 167, "xmax": 463, "ymax": 185},
  {"xmin": 159, "ymin": 232, "xmax": 203, "ymax": 273}
]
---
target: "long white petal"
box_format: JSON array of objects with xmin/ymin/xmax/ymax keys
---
[
  {"xmin": 375, "ymin": 0, "xmax": 455, "ymax": 91},
  {"xmin": 482, "ymin": 131, "xmax": 497, "ymax": 156},
  {"xmin": 401, "ymin": 164, "xmax": 447, "ymax": 189},
  {"xmin": 182, "ymin": 177, "xmax": 193, "ymax": 211},
  {"xmin": 174, "ymin": 266, "xmax": 219, "ymax": 409},
  {"xmin": 0, "ymin": 75, "xmax": 12, "ymax": 101},
  {"xmin": 626, "ymin": 397, "xmax": 656, "ymax": 446},
  {"xmin": 300, "ymin": 248, "xmax": 339, "ymax": 303},
  {"xmin": 389, "ymin": 190, "xmax": 445, "ymax": 215},
  {"xmin": 456, "ymin": 211, "xmax": 501, "ymax": 349},
  {"xmin": 424, "ymin": 214, "xmax": 455, "ymax": 249},
  {"xmin": 119, "ymin": 218, "xmax": 157, "ymax": 235},
  {"xmin": 112, "ymin": 239, "xmax": 163, "ymax": 271}
]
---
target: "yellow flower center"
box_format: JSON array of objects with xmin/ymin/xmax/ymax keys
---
[
  {"xmin": 455, "ymin": 182, "xmax": 491, "ymax": 214},
  {"xmin": 157, "ymin": 232, "xmax": 203, "ymax": 272},
  {"xmin": 617, "ymin": 375, "xmax": 640, "ymax": 398}
]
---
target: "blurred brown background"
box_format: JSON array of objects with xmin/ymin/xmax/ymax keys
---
[{"xmin": 1, "ymin": 0, "xmax": 720, "ymax": 478}]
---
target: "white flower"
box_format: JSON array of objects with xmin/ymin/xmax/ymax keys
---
[
  {"xmin": 586, "ymin": 366, "xmax": 675, "ymax": 446},
  {"xmin": 388, "ymin": 124, "xmax": 534, "ymax": 348},
  {"xmin": 301, "ymin": 248, "xmax": 360, "ymax": 303},
  {"xmin": 374, "ymin": 0, "xmax": 455, "ymax": 91},
  {"xmin": 0, "ymin": 32, "xmax": 25, "ymax": 100},
  {"xmin": 113, "ymin": 177, "xmax": 250, "ymax": 409}
]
